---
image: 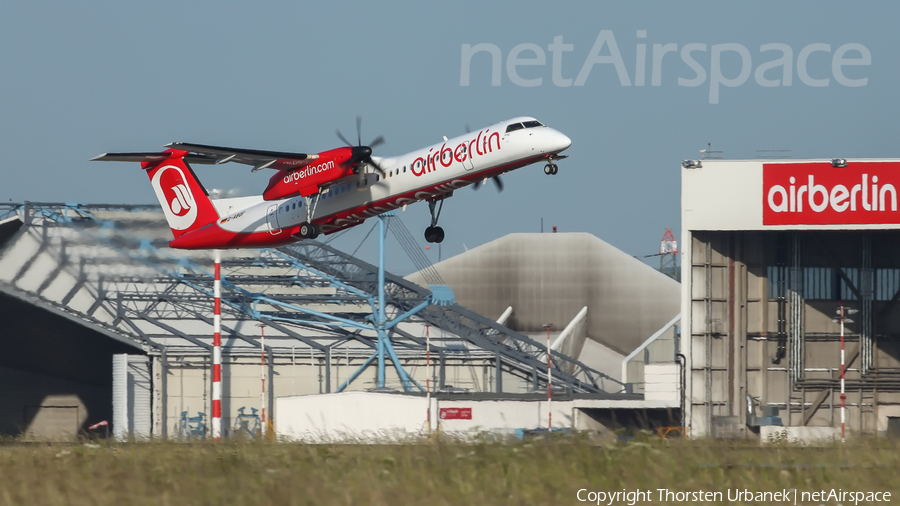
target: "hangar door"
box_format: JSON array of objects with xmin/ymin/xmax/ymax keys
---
[{"xmin": 112, "ymin": 354, "xmax": 152, "ymax": 439}]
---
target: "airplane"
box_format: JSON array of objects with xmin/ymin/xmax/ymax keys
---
[{"xmin": 92, "ymin": 116, "xmax": 571, "ymax": 249}]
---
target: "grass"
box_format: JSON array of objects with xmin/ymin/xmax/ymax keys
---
[{"xmin": 0, "ymin": 436, "xmax": 898, "ymax": 505}]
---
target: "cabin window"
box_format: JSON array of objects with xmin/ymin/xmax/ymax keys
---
[
  {"xmin": 403, "ymin": 166, "xmax": 406, "ymax": 173},
  {"xmin": 505, "ymin": 123, "xmax": 524, "ymax": 133}
]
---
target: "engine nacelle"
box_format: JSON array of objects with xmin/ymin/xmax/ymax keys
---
[{"xmin": 263, "ymin": 147, "xmax": 355, "ymax": 200}]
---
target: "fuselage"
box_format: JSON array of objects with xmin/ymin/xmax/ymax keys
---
[{"xmin": 170, "ymin": 117, "xmax": 571, "ymax": 248}]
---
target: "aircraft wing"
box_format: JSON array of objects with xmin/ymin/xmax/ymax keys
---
[{"xmin": 165, "ymin": 142, "xmax": 319, "ymax": 172}]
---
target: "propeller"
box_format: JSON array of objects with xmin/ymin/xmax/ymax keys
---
[
  {"xmin": 472, "ymin": 175, "xmax": 504, "ymax": 192},
  {"xmin": 336, "ymin": 116, "xmax": 386, "ymax": 184},
  {"xmin": 462, "ymin": 122, "xmax": 503, "ymax": 192}
]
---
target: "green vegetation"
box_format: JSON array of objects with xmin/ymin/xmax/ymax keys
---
[{"xmin": 0, "ymin": 437, "xmax": 897, "ymax": 505}]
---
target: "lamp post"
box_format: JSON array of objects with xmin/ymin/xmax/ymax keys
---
[{"xmin": 543, "ymin": 323, "xmax": 553, "ymax": 430}]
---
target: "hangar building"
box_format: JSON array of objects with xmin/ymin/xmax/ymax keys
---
[{"xmin": 682, "ymin": 159, "xmax": 900, "ymax": 439}]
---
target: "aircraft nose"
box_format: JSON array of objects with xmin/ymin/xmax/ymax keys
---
[{"xmin": 551, "ymin": 130, "xmax": 572, "ymax": 152}]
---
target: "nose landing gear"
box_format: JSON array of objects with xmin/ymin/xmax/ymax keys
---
[
  {"xmin": 424, "ymin": 225, "xmax": 444, "ymax": 243},
  {"xmin": 424, "ymin": 197, "xmax": 445, "ymax": 244},
  {"xmin": 544, "ymin": 154, "xmax": 566, "ymax": 175}
]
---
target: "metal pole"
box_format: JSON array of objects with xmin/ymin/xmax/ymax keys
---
[
  {"xmin": 544, "ymin": 323, "xmax": 553, "ymax": 429},
  {"xmin": 211, "ymin": 250, "xmax": 222, "ymax": 440},
  {"xmin": 426, "ymin": 325, "xmax": 431, "ymax": 433},
  {"xmin": 258, "ymin": 323, "xmax": 266, "ymax": 431},
  {"xmin": 840, "ymin": 303, "xmax": 846, "ymax": 443},
  {"xmin": 377, "ymin": 216, "xmax": 386, "ymax": 388}
]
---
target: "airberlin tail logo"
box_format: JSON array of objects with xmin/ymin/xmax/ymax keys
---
[{"xmin": 151, "ymin": 165, "xmax": 198, "ymax": 230}]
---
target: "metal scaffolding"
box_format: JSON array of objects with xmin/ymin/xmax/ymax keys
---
[{"xmin": 0, "ymin": 203, "xmax": 629, "ymax": 396}]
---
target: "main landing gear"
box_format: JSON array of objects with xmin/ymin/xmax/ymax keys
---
[
  {"xmin": 424, "ymin": 197, "xmax": 445, "ymax": 244},
  {"xmin": 297, "ymin": 192, "xmax": 322, "ymax": 240},
  {"xmin": 298, "ymin": 221, "xmax": 320, "ymax": 240}
]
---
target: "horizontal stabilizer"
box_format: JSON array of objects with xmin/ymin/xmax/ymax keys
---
[
  {"xmin": 92, "ymin": 152, "xmax": 219, "ymax": 165},
  {"xmin": 165, "ymin": 142, "xmax": 318, "ymax": 171}
]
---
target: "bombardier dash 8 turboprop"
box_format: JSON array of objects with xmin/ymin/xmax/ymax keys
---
[{"xmin": 93, "ymin": 117, "xmax": 571, "ymax": 249}]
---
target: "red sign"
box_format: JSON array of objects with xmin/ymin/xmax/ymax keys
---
[
  {"xmin": 763, "ymin": 162, "xmax": 900, "ymax": 225},
  {"xmin": 439, "ymin": 407, "xmax": 472, "ymax": 420}
]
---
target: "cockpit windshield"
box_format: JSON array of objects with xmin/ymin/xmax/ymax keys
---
[{"xmin": 505, "ymin": 120, "xmax": 545, "ymax": 133}]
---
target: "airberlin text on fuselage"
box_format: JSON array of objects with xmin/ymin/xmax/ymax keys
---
[
  {"xmin": 284, "ymin": 160, "xmax": 335, "ymax": 183},
  {"xmin": 412, "ymin": 130, "xmax": 501, "ymax": 176}
]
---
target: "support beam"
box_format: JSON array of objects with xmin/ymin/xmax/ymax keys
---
[{"xmin": 495, "ymin": 352, "xmax": 502, "ymax": 393}]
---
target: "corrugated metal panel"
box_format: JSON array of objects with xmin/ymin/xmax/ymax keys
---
[
  {"xmin": 128, "ymin": 355, "xmax": 152, "ymax": 439},
  {"xmin": 112, "ymin": 354, "xmax": 128, "ymax": 440}
]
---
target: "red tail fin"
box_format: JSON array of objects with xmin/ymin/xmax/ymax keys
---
[{"xmin": 144, "ymin": 150, "xmax": 219, "ymax": 238}]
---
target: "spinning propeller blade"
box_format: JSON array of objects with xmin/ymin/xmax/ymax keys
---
[{"xmin": 337, "ymin": 117, "xmax": 387, "ymax": 179}]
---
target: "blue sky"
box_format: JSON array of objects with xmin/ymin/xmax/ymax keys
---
[{"xmin": 2, "ymin": 2, "xmax": 897, "ymax": 273}]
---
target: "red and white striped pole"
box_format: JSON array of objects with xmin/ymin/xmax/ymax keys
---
[
  {"xmin": 832, "ymin": 303, "xmax": 857, "ymax": 442},
  {"xmin": 544, "ymin": 323, "xmax": 553, "ymax": 430},
  {"xmin": 212, "ymin": 250, "xmax": 222, "ymax": 440}
]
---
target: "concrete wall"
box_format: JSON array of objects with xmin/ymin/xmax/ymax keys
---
[
  {"xmin": 276, "ymin": 391, "xmax": 575, "ymax": 442},
  {"xmin": 157, "ymin": 352, "xmax": 531, "ymax": 438}
]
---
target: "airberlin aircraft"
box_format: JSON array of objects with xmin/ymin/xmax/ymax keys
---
[{"xmin": 93, "ymin": 117, "xmax": 571, "ymax": 249}]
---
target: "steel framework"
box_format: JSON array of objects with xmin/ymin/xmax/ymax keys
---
[{"xmin": 0, "ymin": 203, "xmax": 631, "ymax": 396}]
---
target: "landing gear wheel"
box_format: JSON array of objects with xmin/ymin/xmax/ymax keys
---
[
  {"xmin": 544, "ymin": 163, "xmax": 558, "ymax": 175},
  {"xmin": 299, "ymin": 222, "xmax": 319, "ymax": 239},
  {"xmin": 424, "ymin": 226, "xmax": 445, "ymax": 244}
]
